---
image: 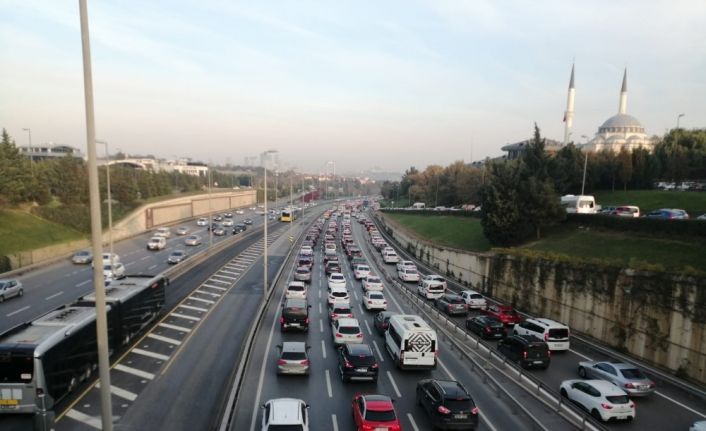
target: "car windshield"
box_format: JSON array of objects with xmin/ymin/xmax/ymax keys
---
[
  {"xmin": 367, "ymin": 277, "xmax": 380, "ymax": 283},
  {"xmin": 469, "ymin": 294, "xmax": 483, "ymax": 299},
  {"xmin": 280, "ymin": 351, "xmax": 306, "ymax": 360},
  {"xmin": 339, "ymin": 326, "xmax": 360, "ymax": 334},
  {"xmin": 369, "ymin": 293, "xmax": 384, "ymax": 300},
  {"xmin": 620, "ymin": 368, "xmax": 647, "ymax": 379},
  {"xmin": 365, "ymin": 409, "xmax": 396, "ymax": 422},
  {"xmin": 332, "ymin": 292, "xmax": 347, "ymax": 298},
  {"xmin": 447, "ymin": 297, "xmax": 464, "ymax": 304},
  {"xmin": 443, "ymin": 398, "xmax": 474, "ymax": 412},
  {"xmin": 267, "ymin": 425, "xmax": 304, "ymax": 431},
  {"xmin": 288, "ymin": 285, "xmax": 304, "ymax": 291},
  {"xmin": 548, "ymin": 328, "xmax": 569, "ymax": 338},
  {"xmin": 605, "ymin": 395, "xmax": 630, "ymax": 404},
  {"xmin": 333, "ymin": 307, "xmax": 352, "ymax": 314},
  {"xmin": 348, "ymin": 354, "xmax": 375, "ymax": 366}
]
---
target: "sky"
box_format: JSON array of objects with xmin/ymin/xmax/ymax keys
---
[{"xmin": 1, "ymin": 1, "xmax": 705, "ymax": 175}]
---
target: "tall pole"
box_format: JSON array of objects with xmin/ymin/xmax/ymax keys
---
[
  {"xmin": 677, "ymin": 113, "xmax": 685, "ymax": 129},
  {"xmin": 208, "ymin": 167, "xmax": 213, "ymax": 249},
  {"xmin": 581, "ymin": 150, "xmax": 588, "ymax": 196},
  {"xmin": 97, "ymin": 141, "xmax": 113, "ymax": 258},
  {"xmin": 262, "ymin": 150, "xmax": 277, "ymax": 296},
  {"xmin": 435, "ymin": 174, "xmax": 439, "ymax": 207},
  {"xmin": 78, "ymin": 1, "xmax": 113, "ymax": 429},
  {"xmin": 21, "ymin": 128, "xmax": 34, "ymax": 177}
]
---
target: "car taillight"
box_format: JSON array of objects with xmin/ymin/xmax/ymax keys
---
[
  {"xmin": 484, "ymin": 327, "xmax": 491, "ymax": 332},
  {"xmin": 547, "ymin": 350, "xmax": 551, "ymax": 357},
  {"xmin": 301, "ymin": 359, "xmax": 310, "ymax": 365},
  {"xmin": 437, "ymin": 405, "xmax": 451, "ymax": 414},
  {"xmin": 368, "ymin": 300, "xmax": 373, "ymax": 304},
  {"xmin": 277, "ymin": 359, "xmax": 287, "ymax": 365},
  {"xmin": 544, "ymin": 333, "xmax": 548, "ymax": 341},
  {"xmin": 522, "ymin": 351, "xmax": 528, "ymax": 360},
  {"xmin": 629, "ymin": 402, "xmax": 635, "ymax": 408},
  {"xmin": 372, "ymin": 363, "xmax": 379, "ymax": 369},
  {"xmin": 279, "ymin": 317, "xmax": 284, "ymax": 324},
  {"xmin": 335, "ymin": 333, "xmax": 343, "ymax": 337},
  {"xmin": 305, "ymin": 318, "xmax": 310, "ymax": 324},
  {"xmin": 601, "ymin": 403, "xmax": 613, "ymax": 409},
  {"xmin": 344, "ymin": 360, "xmax": 353, "ymax": 369},
  {"xmin": 448, "ymin": 305, "xmax": 453, "ymax": 311},
  {"xmin": 649, "ymin": 381, "xmax": 656, "ymax": 388},
  {"xmin": 356, "ymin": 333, "xmax": 363, "ymax": 338},
  {"xmin": 624, "ymin": 382, "xmax": 635, "ymax": 389},
  {"xmin": 471, "ymin": 407, "xmax": 479, "ymax": 415},
  {"xmin": 435, "ymin": 350, "xmax": 439, "ymax": 357}
]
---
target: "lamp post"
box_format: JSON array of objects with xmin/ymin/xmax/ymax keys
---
[
  {"xmin": 676, "ymin": 113, "xmax": 685, "ymax": 130},
  {"xmin": 21, "ymin": 128, "xmax": 34, "ymax": 177},
  {"xmin": 96, "ymin": 140, "xmax": 113, "ymax": 259},
  {"xmin": 580, "ymin": 135, "xmax": 589, "ymax": 195},
  {"xmin": 435, "ymin": 174, "xmax": 440, "ymax": 207},
  {"xmin": 208, "ymin": 166, "xmax": 213, "ymax": 249},
  {"xmin": 262, "ymin": 150, "xmax": 278, "ymax": 295}
]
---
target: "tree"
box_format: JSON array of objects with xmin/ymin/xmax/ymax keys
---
[
  {"xmin": 549, "ymin": 143, "xmax": 584, "ymax": 195},
  {"xmin": 0, "ymin": 129, "xmax": 34, "ymax": 205},
  {"xmin": 480, "ymin": 161, "xmax": 528, "ymax": 246},
  {"xmin": 616, "ymin": 147, "xmax": 633, "ymax": 191}
]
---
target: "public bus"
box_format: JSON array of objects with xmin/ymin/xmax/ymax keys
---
[
  {"xmin": 0, "ymin": 274, "xmax": 167, "ymax": 414},
  {"xmin": 280, "ymin": 207, "xmax": 300, "ymax": 222}
]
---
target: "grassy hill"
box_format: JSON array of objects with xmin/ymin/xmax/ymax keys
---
[
  {"xmin": 0, "ymin": 210, "xmax": 86, "ymax": 256},
  {"xmin": 383, "ymin": 213, "xmax": 491, "ymax": 252},
  {"xmin": 593, "ymin": 190, "xmax": 706, "ymax": 216}
]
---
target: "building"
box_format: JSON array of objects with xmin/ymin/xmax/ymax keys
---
[
  {"xmin": 501, "ymin": 138, "xmax": 563, "ymax": 160},
  {"xmin": 18, "ymin": 143, "xmax": 84, "ymax": 161},
  {"xmin": 105, "ymin": 157, "xmax": 209, "ymax": 177}
]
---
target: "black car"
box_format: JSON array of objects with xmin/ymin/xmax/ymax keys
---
[
  {"xmin": 497, "ymin": 335, "xmax": 550, "ymax": 369},
  {"xmin": 233, "ymin": 223, "xmax": 247, "ymax": 234},
  {"xmin": 280, "ymin": 298, "xmax": 310, "ymax": 332},
  {"xmin": 465, "ymin": 316, "xmax": 505, "ymax": 339},
  {"xmin": 337, "ymin": 343, "xmax": 378, "ymax": 382},
  {"xmin": 416, "ymin": 379, "xmax": 479, "ymax": 430},
  {"xmin": 244, "ymin": 218, "xmax": 253, "ymax": 225},
  {"xmin": 325, "ymin": 261, "xmax": 342, "ymax": 275},
  {"xmin": 373, "ymin": 311, "xmax": 398, "ymax": 335}
]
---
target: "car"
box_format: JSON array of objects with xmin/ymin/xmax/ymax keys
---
[
  {"xmin": 513, "ymin": 318, "xmax": 570, "ymax": 351},
  {"xmin": 98, "ymin": 252, "xmax": 120, "ymax": 266},
  {"xmin": 395, "ymin": 260, "xmax": 416, "ymax": 272},
  {"xmin": 167, "ymin": 250, "xmax": 188, "ymax": 264},
  {"xmin": 175, "ymin": 226, "xmax": 189, "ymax": 235},
  {"xmin": 147, "ymin": 236, "xmax": 167, "ymax": 250},
  {"xmin": 351, "ymin": 394, "xmax": 401, "ymax": 431},
  {"xmin": 293, "ymin": 266, "xmax": 312, "ymax": 283},
  {"xmin": 327, "ymin": 273, "xmax": 347, "ymax": 290},
  {"xmin": 435, "ymin": 294, "xmax": 468, "ymax": 315},
  {"xmin": 280, "ymin": 298, "xmax": 310, "ymax": 332},
  {"xmin": 417, "ymin": 281, "xmax": 445, "ymax": 300},
  {"xmin": 420, "ymin": 273, "xmax": 447, "ymax": 290},
  {"xmin": 644, "ymin": 208, "xmax": 689, "ymax": 219},
  {"xmin": 382, "ymin": 250, "xmax": 400, "ymax": 264},
  {"xmin": 299, "ymin": 245, "xmax": 314, "ymax": 256},
  {"xmin": 212, "ymin": 227, "xmax": 226, "ymax": 236},
  {"xmin": 185, "ymin": 235, "xmax": 202, "ymax": 246},
  {"xmin": 352, "ymin": 264, "xmax": 371, "ymax": 280},
  {"xmin": 577, "ymin": 361, "xmax": 656, "ymax": 396},
  {"xmin": 329, "ymin": 302, "xmax": 354, "ymax": 321},
  {"xmin": 328, "ymin": 286, "xmax": 350, "ymax": 305},
  {"xmin": 465, "ymin": 316, "xmax": 506, "ymax": 339},
  {"xmin": 208, "ymin": 222, "xmax": 219, "ymax": 231},
  {"xmin": 416, "ymin": 379, "xmax": 480, "ymax": 430},
  {"xmin": 103, "ymin": 262, "xmax": 126, "ymax": 281},
  {"xmin": 460, "ymin": 289, "xmax": 487, "ymax": 309},
  {"xmin": 223, "ymin": 212, "xmax": 233, "ymax": 218},
  {"xmin": 154, "ymin": 227, "xmax": 171, "ymax": 238},
  {"xmin": 350, "ymin": 256, "xmax": 367, "ymax": 270},
  {"xmin": 373, "ymin": 311, "xmax": 398, "ymax": 334},
  {"xmin": 338, "ymin": 343, "xmax": 379, "ymax": 382},
  {"xmin": 362, "ymin": 275, "xmax": 384, "ymax": 292},
  {"xmin": 244, "ymin": 218, "xmax": 253, "ymax": 225},
  {"xmin": 236, "ymin": 209, "xmax": 245, "ymax": 215},
  {"xmin": 285, "ymin": 281, "xmax": 308, "ymax": 299},
  {"xmin": 497, "ymin": 335, "xmax": 550, "ymax": 369},
  {"xmin": 559, "ymin": 379, "xmax": 635, "ymax": 422},
  {"xmin": 222, "ymin": 219, "xmax": 234, "ymax": 227},
  {"xmin": 276, "ymin": 342, "xmax": 310, "ymax": 375},
  {"xmin": 609, "ymin": 205, "xmax": 640, "ymax": 217},
  {"xmin": 697, "ymin": 214, "xmax": 706, "ymax": 221},
  {"xmin": 233, "ymin": 223, "xmax": 247, "ymax": 234},
  {"xmin": 363, "ymin": 291, "xmax": 387, "ymax": 311},
  {"xmin": 196, "ymin": 217, "xmax": 208, "ymax": 226},
  {"xmin": 691, "ymin": 421, "xmax": 706, "ymax": 431},
  {"xmin": 331, "ymin": 318, "xmax": 363, "ymax": 346},
  {"xmin": 482, "ymin": 304, "xmax": 522, "ymax": 326},
  {"xmin": 71, "ymin": 250, "xmax": 93, "ymax": 264},
  {"xmin": 0, "ymin": 279, "xmax": 24, "ymax": 302},
  {"xmin": 261, "ymin": 398, "xmax": 310, "ymax": 431},
  {"xmin": 213, "ymin": 215, "xmax": 223, "ymax": 222},
  {"xmin": 398, "ymin": 267, "xmax": 420, "ymax": 283},
  {"xmin": 298, "ymin": 255, "xmax": 314, "ymax": 268}
]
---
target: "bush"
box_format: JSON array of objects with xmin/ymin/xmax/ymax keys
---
[
  {"xmin": 567, "ymin": 214, "xmax": 706, "ymax": 238},
  {"xmin": 380, "ymin": 209, "xmax": 482, "ymax": 218},
  {"xmin": 0, "ymin": 255, "xmax": 11, "ymax": 272},
  {"xmin": 31, "ymin": 205, "xmax": 92, "ymax": 233}
]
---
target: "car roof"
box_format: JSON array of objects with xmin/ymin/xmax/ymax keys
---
[
  {"xmin": 362, "ymin": 394, "xmax": 394, "ymax": 410},
  {"xmin": 284, "ymin": 298, "xmax": 307, "ymax": 307},
  {"xmin": 266, "ymin": 398, "xmax": 305, "ymax": 424},
  {"xmin": 281, "ymin": 341, "xmax": 306, "ymax": 353},
  {"xmin": 336, "ymin": 318, "xmax": 359, "ymax": 326},
  {"xmin": 346, "ymin": 343, "xmax": 373, "ymax": 356},
  {"xmin": 288, "ymin": 281, "xmax": 306, "ymax": 287},
  {"xmin": 585, "ymin": 380, "xmax": 625, "ymax": 395},
  {"xmin": 433, "ymin": 380, "xmax": 470, "ymax": 398},
  {"xmin": 526, "ymin": 318, "xmax": 567, "ymax": 328}
]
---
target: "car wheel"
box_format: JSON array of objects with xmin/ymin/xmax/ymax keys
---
[
  {"xmin": 591, "ymin": 409, "xmax": 603, "ymax": 421},
  {"xmin": 18, "ymin": 289, "xmax": 24, "ymax": 297},
  {"xmin": 560, "ymin": 388, "xmax": 568, "ymax": 398},
  {"xmin": 0, "ymin": 295, "xmax": 4, "ymax": 303},
  {"xmin": 578, "ymin": 366, "xmax": 587, "ymax": 378}
]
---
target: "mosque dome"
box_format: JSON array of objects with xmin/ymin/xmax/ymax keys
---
[{"xmin": 598, "ymin": 114, "xmax": 645, "ymax": 134}]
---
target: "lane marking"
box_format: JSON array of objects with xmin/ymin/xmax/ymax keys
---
[
  {"xmin": 438, "ymin": 358, "xmax": 456, "ymax": 381},
  {"xmin": 203, "ymin": 283, "xmax": 227, "ymax": 291},
  {"xmin": 45, "ymin": 291, "xmax": 64, "ymax": 300},
  {"xmin": 178, "ymin": 304, "xmax": 208, "ymax": 313},
  {"xmin": 158, "ymin": 322, "xmax": 192, "ymax": 332},
  {"xmin": 358, "ymin": 303, "xmax": 365, "ymax": 314},
  {"xmin": 364, "ymin": 320, "xmax": 372, "ymax": 335},
  {"xmin": 318, "ymin": 303, "xmax": 322, "ymax": 314},
  {"xmin": 6, "ymin": 306, "xmax": 30, "ymax": 317},
  {"xmin": 209, "ymin": 279, "xmax": 231, "ymax": 285},
  {"xmin": 76, "ymin": 280, "xmax": 91, "ymax": 287},
  {"xmin": 212, "ymin": 274, "xmax": 237, "ymax": 281},
  {"xmin": 319, "ymin": 320, "xmax": 324, "ymax": 333},
  {"xmin": 372, "ymin": 340, "xmax": 385, "ymax": 362},
  {"xmin": 170, "ymin": 312, "xmax": 200, "ymax": 322},
  {"xmin": 114, "ymin": 363, "xmax": 155, "ymax": 380},
  {"xmin": 219, "ymin": 269, "xmax": 239, "ymax": 276},
  {"xmin": 132, "ymin": 348, "xmax": 170, "ymax": 361},
  {"xmin": 188, "ymin": 296, "xmax": 215, "ymax": 305},
  {"xmin": 407, "ymin": 413, "xmax": 420, "ymax": 431},
  {"xmin": 140, "ymin": 256, "xmax": 150, "ymax": 261},
  {"xmin": 195, "ymin": 290, "xmax": 221, "ymax": 297},
  {"xmin": 325, "ymin": 369, "xmax": 333, "ymax": 398},
  {"xmin": 654, "ymin": 391, "xmax": 706, "ymax": 419},
  {"xmin": 95, "ymin": 382, "xmax": 138, "ymax": 401},
  {"xmin": 386, "ymin": 371, "xmax": 402, "ymax": 398},
  {"xmin": 147, "ymin": 333, "xmax": 181, "ymax": 345},
  {"xmin": 322, "ymin": 339, "xmax": 327, "ymax": 359},
  {"xmin": 147, "ymin": 264, "xmax": 157, "ymax": 270},
  {"xmin": 332, "ymin": 414, "xmax": 339, "ymax": 431},
  {"xmin": 65, "ymin": 409, "xmax": 101, "ymax": 429}
]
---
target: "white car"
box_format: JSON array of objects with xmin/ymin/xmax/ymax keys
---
[
  {"xmin": 261, "ymin": 398, "xmax": 309, "ymax": 431},
  {"xmin": 175, "ymin": 226, "xmax": 189, "ymax": 235},
  {"xmin": 417, "ymin": 282, "xmax": 445, "ymax": 299},
  {"xmin": 353, "ymin": 264, "xmax": 371, "ymax": 280},
  {"xmin": 396, "ymin": 260, "xmax": 416, "ymax": 272},
  {"xmin": 285, "ymin": 281, "xmax": 307, "ymax": 299},
  {"xmin": 362, "ymin": 275, "xmax": 384, "ymax": 292},
  {"xmin": 147, "ymin": 236, "xmax": 167, "ymax": 250},
  {"xmin": 222, "ymin": 219, "xmax": 234, "ymax": 227},
  {"xmin": 331, "ymin": 318, "xmax": 363, "ymax": 345},
  {"xmin": 154, "ymin": 227, "xmax": 171, "ymax": 238},
  {"xmin": 421, "ymin": 274, "xmax": 447, "ymax": 290},
  {"xmin": 398, "ymin": 268, "xmax": 420, "ymax": 283},
  {"xmin": 103, "ymin": 262, "xmax": 126, "ymax": 281},
  {"xmin": 560, "ymin": 379, "xmax": 635, "ymax": 422},
  {"xmin": 363, "ymin": 291, "xmax": 387, "ymax": 311},
  {"xmin": 382, "ymin": 250, "xmax": 399, "ymax": 264},
  {"xmin": 327, "ymin": 273, "xmax": 347, "ymax": 290},
  {"xmin": 0, "ymin": 279, "xmax": 24, "ymax": 303},
  {"xmin": 196, "ymin": 217, "xmax": 208, "ymax": 226},
  {"xmin": 236, "ymin": 209, "xmax": 245, "ymax": 215},
  {"xmin": 328, "ymin": 286, "xmax": 350, "ymax": 305},
  {"xmin": 460, "ymin": 289, "xmax": 486, "ymax": 309},
  {"xmin": 300, "ymin": 245, "xmax": 314, "ymax": 256}
]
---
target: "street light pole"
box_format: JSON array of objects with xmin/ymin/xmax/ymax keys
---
[
  {"xmin": 677, "ymin": 113, "xmax": 685, "ymax": 130},
  {"xmin": 97, "ymin": 140, "xmax": 113, "ymax": 258},
  {"xmin": 208, "ymin": 166, "xmax": 213, "ymax": 249},
  {"xmin": 580, "ymin": 135, "xmax": 589, "ymax": 196},
  {"xmin": 21, "ymin": 128, "xmax": 34, "ymax": 177},
  {"xmin": 262, "ymin": 150, "xmax": 278, "ymax": 296}
]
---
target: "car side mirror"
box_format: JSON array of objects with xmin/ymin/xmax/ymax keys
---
[
  {"xmin": 276, "ymin": 344, "xmax": 282, "ymax": 350},
  {"xmin": 261, "ymin": 404, "xmax": 265, "ymax": 409},
  {"xmin": 308, "ymin": 305, "xmax": 312, "ymax": 308},
  {"xmin": 306, "ymin": 345, "xmax": 311, "ymax": 350}
]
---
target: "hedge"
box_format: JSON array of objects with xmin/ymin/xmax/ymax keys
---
[
  {"xmin": 566, "ymin": 213, "xmax": 706, "ymax": 238},
  {"xmin": 379, "ymin": 209, "xmax": 482, "ymax": 218}
]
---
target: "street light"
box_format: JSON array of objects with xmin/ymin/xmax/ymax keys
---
[
  {"xmin": 262, "ymin": 150, "xmax": 278, "ymax": 295},
  {"xmin": 96, "ymin": 140, "xmax": 113, "ymax": 259},
  {"xmin": 677, "ymin": 113, "xmax": 685, "ymax": 129},
  {"xmin": 21, "ymin": 128, "xmax": 34, "ymax": 177},
  {"xmin": 580, "ymin": 135, "xmax": 589, "ymax": 195}
]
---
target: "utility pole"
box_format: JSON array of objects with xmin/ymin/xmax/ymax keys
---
[{"xmin": 21, "ymin": 128, "xmax": 34, "ymax": 178}]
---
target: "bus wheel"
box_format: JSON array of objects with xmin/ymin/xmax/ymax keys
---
[{"xmin": 68, "ymin": 376, "xmax": 78, "ymax": 393}]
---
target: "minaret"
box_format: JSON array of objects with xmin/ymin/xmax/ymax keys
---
[
  {"xmin": 563, "ymin": 63, "xmax": 576, "ymax": 145},
  {"xmin": 618, "ymin": 68, "xmax": 627, "ymax": 114}
]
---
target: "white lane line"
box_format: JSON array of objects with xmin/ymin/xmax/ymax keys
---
[
  {"xmin": 148, "ymin": 264, "xmax": 157, "ymax": 270},
  {"xmin": 358, "ymin": 303, "xmax": 365, "ymax": 314},
  {"xmin": 140, "ymin": 256, "xmax": 150, "ymax": 261},
  {"xmin": 407, "ymin": 413, "xmax": 420, "ymax": 431},
  {"xmin": 95, "ymin": 382, "xmax": 138, "ymax": 401},
  {"xmin": 45, "ymin": 291, "xmax": 64, "ymax": 300},
  {"xmin": 212, "ymin": 274, "xmax": 237, "ymax": 281},
  {"xmin": 76, "ymin": 280, "xmax": 91, "ymax": 287},
  {"xmin": 372, "ymin": 340, "xmax": 385, "ymax": 362},
  {"xmin": 196, "ymin": 290, "xmax": 221, "ymax": 297},
  {"xmin": 178, "ymin": 304, "xmax": 208, "ymax": 313},
  {"xmin": 124, "ymin": 261, "xmax": 135, "ymax": 267},
  {"xmin": 332, "ymin": 414, "xmax": 339, "ymax": 431},
  {"xmin": 114, "ymin": 364, "xmax": 155, "ymax": 380},
  {"xmin": 188, "ymin": 296, "xmax": 215, "ymax": 305},
  {"xmin": 654, "ymin": 391, "xmax": 706, "ymax": 418},
  {"xmin": 325, "ymin": 369, "xmax": 333, "ymax": 398},
  {"xmin": 147, "ymin": 333, "xmax": 181, "ymax": 345},
  {"xmin": 319, "ymin": 320, "xmax": 324, "ymax": 333},
  {"xmin": 209, "ymin": 279, "xmax": 231, "ymax": 285},
  {"xmin": 231, "ymin": 263, "xmax": 250, "ymax": 269},
  {"xmin": 352, "ymin": 290, "xmax": 359, "ymax": 300},
  {"xmin": 170, "ymin": 312, "xmax": 200, "ymax": 322},
  {"xmin": 6, "ymin": 306, "xmax": 30, "ymax": 317},
  {"xmin": 132, "ymin": 348, "xmax": 170, "ymax": 361},
  {"xmin": 364, "ymin": 320, "xmax": 372, "ymax": 335},
  {"xmin": 386, "ymin": 371, "xmax": 402, "ymax": 398},
  {"xmin": 318, "ymin": 290, "xmax": 321, "ymax": 299},
  {"xmin": 318, "ymin": 303, "xmax": 322, "ymax": 314},
  {"xmin": 438, "ymin": 358, "xmax": 456, "ymax": 381},
  {"xmin": 219, "ymin": 269, "xmax": 239, "ymax": 276},
  {"xmin": 203, "ymin": 283, "xmax": 227, "ymax": 291},
  {"xmin": 65, "ymin": 409, "xmax": 101, "ymax": 429},
  {"xmin": 158, "ymin": 322, "xmax": 192, "ymax": 332},
  {"xmin": 569, "ymin": 348, "xmax": 592, "ymax": 361},
  {"xmin": 322, "ymin": 340, "xmax": 327, "ymax": 359}
]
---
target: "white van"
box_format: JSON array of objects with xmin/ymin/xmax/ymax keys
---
[
  {"xmin": 147, "ymin": 236, "xmax": 167, "ymax": 251},
  {"xmin": 513, "ymin": 318, "xmax": 570, "ymax": 351},
  {"xmin": 385, "ymin": 315, "xmax": 438, "ymax": 369},
  {"xmin": 560, "ymin": 195, "xmax": 597, "ymax": 214}
]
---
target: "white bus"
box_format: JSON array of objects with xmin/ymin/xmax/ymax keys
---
[
  {"xmin": 560, "ymin": 195, "xmax": 598, "ymax": 214},
  {"xmin": 384, "ymin": 315, "xmax": 438, "ymax": 369}
]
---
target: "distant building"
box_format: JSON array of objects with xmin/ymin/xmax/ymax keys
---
[
  {"xmin": 18, "ymin": 143, "xmax": 84, "ymax": 161},
  {"xmin": 501, "ymin": 138, "xmax": 563, "ymax": 160},
  {"xmin": 105, "ymin": 157, "xmax": 208, "ymax": 177}
]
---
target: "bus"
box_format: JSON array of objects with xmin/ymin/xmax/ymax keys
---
[
  {"xmin": 280, "ymin": 207, "xmax": 300, "ymax": 222},
  {"xmin": 0, "ymin": 274, "xmax": 167, "ymax": 414}
]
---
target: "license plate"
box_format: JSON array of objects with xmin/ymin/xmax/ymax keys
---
[
  {"xmin": 356, "ymin": 368, "xmax": 368, "ymax": 372},
  {"xmin": 533, "ymin": 361, "xmax": 543, "ymax": 364},
  {"xmin": 454, "ymin": 414, "xmax": 467, "ymax": 419},
  {"xmin": 290, "ymin": 323, "xmax": 300, "ymax": 327},
  {"xmin": 0, "ymin": 400, "xmax": 18, "ymax": 406},
  {"xmin": 374, "ymin": 428, "xmax": 388, "ymax": 431}
]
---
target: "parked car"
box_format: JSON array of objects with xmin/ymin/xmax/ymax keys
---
[
  {"xmin": 175, "ymin": 226, "xmax": 190, "ymax": 235},
  {"xmin": 465, "ymin": 316, "xmax": 505, "ymax": 339},
  {"xmin": 435, "ymin": 294, "xmax": 468, "ymax": 315},
  {"xmin": 373, "ymin": 311, "xmax": 398, "ymax": 334},
  {"xmin": 185, "ymin": 235, "xmax": 202, "ymax": 246},
  {"xmin": 0, "ymin": 278, "xmax": 24, "ymax": 302},
  {"xmin": 362, "ymin": 275, "xmax": 384, "ymax": 292},
  {"xmin": 577, "ymin": 361, "xmax": 655, "ymax": 396},
  {"xmin": 416, "ymin": 379, "xmax": 479, "ymax": 430},
  {"xmin": 261, "ymin": 398, "xmax": 310, "ymax": 431},
  {"xmin": 560, "ymin": 379, "xmax": 635, "ymax": 422},
  {"xmin": 363, "ymin": 291, "xmax": 387, "ymax": 311},
  {"xmin": 337, "ymin": 343, "xmax": 378, "ymax": 382},
  {"xmin": 460, "ymin": 289, "xmax": 486, "ymax": 309},
  {"xmin": 167, "ymin": 250, "xmax": 188, "ymax": 264},
  {"xmin": 497, "ymin": 335, "xmax": 550, "ymax": 369},
  {"xmin": 276, "ymin": 342, "xmax": 310, "ymax": 375},
  {"xmin": 351, "ymin": 394, "xmax": 401, "ymax": 431},
  {"xmin": 71, "ymin": 250, "xmax": 93, "ymax": 264},
  {"xmin": 331, "ymin": 318, "xmax": 363, "ymax": 346},
  {"xmin": 280, "ymin": 298, "xmax": 310, "ymax": 332},
  {"xmin": 482, "ymin": 304, "xmax": 522, "ymax": 326}
]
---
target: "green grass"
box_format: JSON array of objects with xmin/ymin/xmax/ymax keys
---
[
  {"xmin": 385, "ymin": 213, "xmax": 491, "ymax": 252},
  {"xmin": 593, "ymin": 190, "xmax": 706, "ymax": 216},
  {"xmin": 0, "ymin": 210, "xmax": 86, "ymax": 255}
]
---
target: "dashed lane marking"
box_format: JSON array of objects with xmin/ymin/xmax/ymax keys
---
[
  {"xmin": 45, "ymin": 291, "xmax": 64, "ymax": 300},
  {"xmin": 407, "ymin": 413, "xmax": 420, "ymax": 431},
  {"xmin": 148, "ymin": 264, "xmax": 157, "ymax": 270},
  {"xmin": 132, "ymin": 348, "xmax": 170, "ymax": 361},
  {"xmin": 6, "ymin": 306, "xmax": 30, "ymax": 317},
  {"xmin": 387, "ymin": 371, "xmax": 402, "ymax": 398},
  {"xmin": 147, "ymin": 333, "xmax": 181, "ymax": 345},
  {"xmin": 372, "ymin": 340, "xmax": 385, "ymax": 362},
  {"xmin": 158, "ymin": 322, "xmax": 192, "ymax": 332},
  {"xmin": 322, "ymin": 340, "xmax": 327, "ymax": 359},
  {"xmin": 114, "ymin": 364, "xmax": 155, "ymax": 380},
  {"xmin": 325, "ymin": 369, "xmax": 333, "ymax": 398},
  {"xmin": 170, "ymin": 312, "xmax": 201, "ymax": 322},
  {"xmin": 332, "ymin": 414, "xmax": 339, "ymax": 431},
  {"xmin": 76, "ymin": 280, "xmax": 91, "ymax": 287}
]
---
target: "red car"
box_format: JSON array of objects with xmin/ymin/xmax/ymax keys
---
[
  {"xmin": 352, "ymin": 394, "xmax": 401, "ymax": 431},
  {"xmin": 482, "ymin": 304, "xmax": 523, "ymax": 326}
]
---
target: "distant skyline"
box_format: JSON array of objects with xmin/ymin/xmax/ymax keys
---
[{"xmin": 1, "ymin": 1, "xmax": 704, "ymax": 173}]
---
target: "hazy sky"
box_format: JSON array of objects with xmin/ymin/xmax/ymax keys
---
[{"xmin": 1, "ymin": 1, "xmax": 704, "ymax": 174}]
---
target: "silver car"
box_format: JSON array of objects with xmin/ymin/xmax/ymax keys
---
[
  {"xmin": 71, "ymin": 250, "xmax": 93, "ymax": 264},
  {"xmin": 0, "ymin": 279, "xmax": 24, "ymax": 302},
  {"xmin": 175, "ymin": 226, "xmax": 189, "ymax": 235},
  {"xmin": 276, "ymin": 342, "xmax": 310, "ymax": 375},
  {"xmin": 185, "ymin": 235, "xmax": 202, "ymax": 246},
  {"xmin": 167, "ymin": 250, "xmax": 188, "ymax": 264},
  {"xmin": 293, "ymin": 266, "xmax": 312, "ymax": 283},
  {"xmin": 577, "ymin": 361, "xmax": 655, "ymax": 396}
]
